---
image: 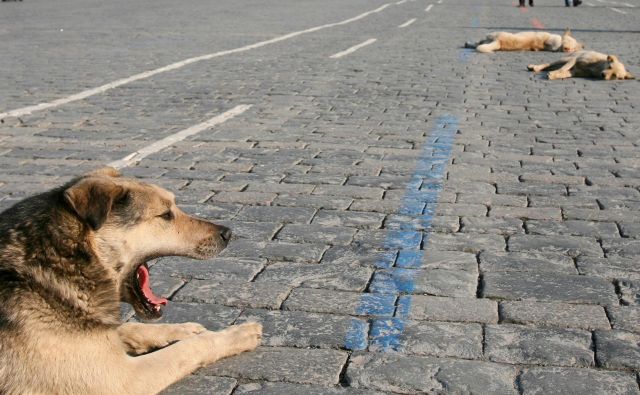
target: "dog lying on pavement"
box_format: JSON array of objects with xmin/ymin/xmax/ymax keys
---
[
  {"xmin": 464, "ymin": 29, "xmax": 583, "ymax": 53},
  {"xmin": 528, "ymin": 50, "xmax": 635, "ymax": 80},
  {"xmin": 0, "ymin": 167, "xmax": 262, "ymax": 394}
]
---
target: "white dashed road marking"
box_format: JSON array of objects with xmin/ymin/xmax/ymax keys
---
[
  {"xmin": 399, "ymin": 18, "xmax": 417, "ymax": 28},
  {"xmin": 0, "ymin": 2, "xmax": 399, "ymax": 120},
  {"xmin": 426, "ymin": 4, "xmax": 434, "ymax": 12},
  {"xmin": 611, "ymin": 7, "xmax": 627, "ymax": 13},
  {"xmin": 108, "ymin": 104, "xmax": 252, "ymax": 169},
  {"xmin": 330, "ymin": 38, "xmax": 378, "ymax": 58}
]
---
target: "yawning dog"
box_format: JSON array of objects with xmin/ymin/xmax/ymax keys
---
[
  {"xmin": 0, "ymin": 167, "xmax": 262, "ymax": 394},
  {"xmin": 528, "ymin": 50, "xmax": 635, "ymax": 80},
  {"xmin": 464, "ymin": 29, "xmax": 583, "ymax": 53}
]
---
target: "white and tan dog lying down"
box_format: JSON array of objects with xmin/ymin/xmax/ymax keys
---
[
  {"xmin": 465, "ymin": 29, "xmax": 583, "ymax": 53},
  {"xmin": 528, "ymin": 50, "xmax": 635, "ymax": 80}
]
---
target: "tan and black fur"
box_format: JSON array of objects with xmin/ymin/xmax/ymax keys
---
[
  {"xmin": 528, "ymin": 50, "xmax": 635, "ymax": 80},
  {"xmin": 465, "ymin": 29, "xmax": 583, "ymax": 53},
  {"xmin": 0, "ymin": 168, "xmax": 262, "ymax": 394}
]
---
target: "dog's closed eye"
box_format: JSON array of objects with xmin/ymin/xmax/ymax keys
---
[{"xmin": 158, "ymin": 211, "xmax": 174, "ymax": 221}]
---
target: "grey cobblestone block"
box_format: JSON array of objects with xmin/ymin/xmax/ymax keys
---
[
  {"xmin": 283, "ymin": 173, "xmax": 346, "ymax": 185},
  {"xmin": 384, "ymin": 214, "xmax": 460, "ymax": 233},
  {"xmin": 606, "ymin": 306, "xmax": 640, "ymax": 333},
  {"xmin": 565, "ymin": 208, "xmax": 640, "ymax": 223},
  {"xmin": 273, "ymin": 195, "xmax": 352, "ymax": 210},
  {"xmin": 234, "ymin": 382, "xmax": 384, "ymax": 395},
  {"xmin": 313, "ymin": 185, "xmax": 384, "ymax": 199},
  {"xmin": 603, "ymin": 239, "xmax": 640, "ymax": 258},
  {"xmin": 245, "ymin": 182, "xmax": 315, "ymax": 194},
  {"xmin": 400, "ymin": 295, "xmax": 498, "ymax": 324},
  {"xmin": 158, "ymin": 302, "xmax": 241, "ymax": 331},
  {"xmin": 490, "ymin": 207, "xmax": 562, "ymax": 221},
  {"xmin": 203, "ymin": 347, "xmax": 348, "ymax": 385},
  {"xmin": 526, "ymin": 220, "xmax": 620, "ymax": 239},
  {"xmin": 235, "ymin": 206, "xmax": 316, "ymax": 224},
  {"xmin": 256, "ymin": 262, "xmax": 372, "ymax": 292},
  {"xmin": 346, "ymin": 353, "xmax": 517, "ymax": 394},
  {"xmin": 434, "ymin": 203, "xmax": 486, "ymax": 217},
  {"xmin": 519, "ymin": 173, "xmax": 585, "ymax": 185},
  {"xmin": 457, "ymin": 193, "xmax": 528, "ymax": 207},
  {"xmin": 519, "ymin": 368, "xmax": 640, "ymax": 395},
  {"xmin": 276, "ymin": 224, "xmax": 356, "ymax": 246},
  {"xmin": 153, "ymin": 257, "xmax": 265, "ymax": 282},
  {"xmin": 500, "ymin": 301, "xmax": 610, "ymax": 330},
  {"xmin": 508, "ymin": 235, "xmax": 603, "ymax": 258},
  {"xmin": 443, "ymin": 181, "xmax": 495, "ymax": 195},
  {"xmin": 576, "ymin": 257, "xmax": 640, "ymax": 281},
  {"xmin": 427, "ymin": 233, "xmax": 505, "ymax": 253},
  {"xmin": 528, "ymin": 196, "xmax": 599, "ymax": 209},
  {"xmin": 174, "ymin": 280, "xmax": 291, "ymax": 309},
  {"xmin": 221, "ymin": 240, "xmax": 328, "ymax": 263},
  {"xmin": 595, "ymin": 330, "xmax": 640, "ymax": 370},
  {"xmin": 237, "ymin": 309, "xmax": 367, "ymax": 349},
  {"xmin": 162, "ymin": 376, "xmax": 236, "ymax": 395},
  {"xmin": 209, "ymin": 191, "xmax": 278, "ymax": 206},
  {"xmin": 497, "ymin": 182, "xmax": 567, "ymax": 196},
  {"xmin": 283, "ymin": 288, "xmax": 395, "ymax": 316},
  {"xmin": 417, "ymin": 249, "xmax": 478, "ymax": 272},
  {"xmin": 312, "ymin": 209, "xmax": 385, "ymax": 229},
  {"xmin": 371, "ymin": 320, "xmax": 483, "ymax": 359},
  {"xmin": 485, "ymin": 324, "xmax": 594, "ymax": 367},
  {"xmin": 348, "ymin": 199, "xmax": 402, "ymax": 214},
  {"xmin": 482, "ymin": 272, "xmax": 618, "ymax": 305},
  {"xmin": 619, "ymin": 222, "xmax": 640, "ymax": 239},
  {"xmin": 461, "ymin": 216, "xmax": 523, "ymax": 235}
]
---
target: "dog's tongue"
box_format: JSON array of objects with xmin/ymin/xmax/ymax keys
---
[{"xmin": 136, "ymin": 265, "xmax": 168, "ymax": 306}]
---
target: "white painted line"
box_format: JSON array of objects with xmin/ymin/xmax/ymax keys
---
[
  {"xmin": 399, "ymin": 18, "xmax": 417, "ymax": 28},
  {"xmin": 611, "ymin": 7, "xmax": 627, "ymax": 13},
  {"xmin": 437, "ymin": 0, "xmax": 443, "ymax": 4},
  {"xmin": 108, "ymin": 104, "xmax": 251, "ymax": 169},
  {"xmin": 0, "ymin": 3, "xmax": 394, "ymax": 120},
  {"xmin": 396, "ymin": 0, "xmax": 407, "ymax": 4},
  {"xmin": 585, "ymin": 2, "xmax": 595, "ymax": 5},
  {"xmin": 425, "ymin": 4, "xmax": 434, "ymax": 12},
  {"xmin": 621, "ymin": 2, "xmax": 634, "ymax": 7},
  {"xmin": 329, "ymin": 38, "xmax": 377, "ymax": 59}
]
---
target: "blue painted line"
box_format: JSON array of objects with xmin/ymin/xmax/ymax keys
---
[
  {"xmin": 343, "ymin": 115, "xmax": 459, "ymax": 351},
  {"xmin": 344, "ymin": 318, "xmax": 369, "ymax": 351}
]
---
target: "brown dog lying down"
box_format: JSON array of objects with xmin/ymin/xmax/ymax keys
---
[
  {"xmin": 465, "ymin": 29, "xmax": 583, "ymax": 53},
  {"xmin": 0, "ymin": 168, "xmax": 262, "ymax": 394},
  {"xmin": 528, "ymin": 50, "xmax": 635, "ymax": 80}
]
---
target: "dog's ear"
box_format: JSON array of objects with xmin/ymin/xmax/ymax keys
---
[
  {"xmin": 64, "ymin": 178, "xmax": 127, "ymax": 230},
  {"xmin": 85, "ymin": 167, "xmax": 121, "ymax": 178},
  {"xmin": 606, "ymin": 55, "xmax": 617, "ymax": 62}
]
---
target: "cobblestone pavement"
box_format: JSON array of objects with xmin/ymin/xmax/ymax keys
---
[{"xmin": 1, "ymin": 0, "xmax": 640, "ymax": 393}]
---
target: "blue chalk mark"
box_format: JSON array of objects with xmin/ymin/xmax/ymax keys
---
[
  {"xmin": 344, "ymin": 318, "xmax": 369, "ymax": 351},
  {"xmin": 369, "ymin": 269, "xmax": 419, "ymax": 294},
  {"xmin": 396, "ymin": 251, "xmax": 422, "ymax": 268},
  {"xmin": 355, "ymin": 294, "xmax": 397, "ymax": 316},
  {"xmin": 395, "ymin": 296, "xmax": 412, "ymax": 319},
  {"xmin": 370, "ymin": 318, "xmax": 405, "ymax": 352},
  {"xmin": 383, "ymin": 230, "xmax": 422, "ymax": 250},
  {"xmin": 343, "ymin": 115, "xmax": 459, "ymax": 351}
]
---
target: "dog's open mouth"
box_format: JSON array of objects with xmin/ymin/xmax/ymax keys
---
[{"xmin": 133, "ymin": 263, "xmax": 167, "ymax": 317}]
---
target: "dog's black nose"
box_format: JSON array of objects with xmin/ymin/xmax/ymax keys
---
[{"xmin": 220, "ymin": 226, "xmax": 232, "ymax": 242}]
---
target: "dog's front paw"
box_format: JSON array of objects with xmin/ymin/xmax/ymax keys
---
[{"xmin": 225, "ymin": 322, "xmax": 263, "ymax": 353}]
